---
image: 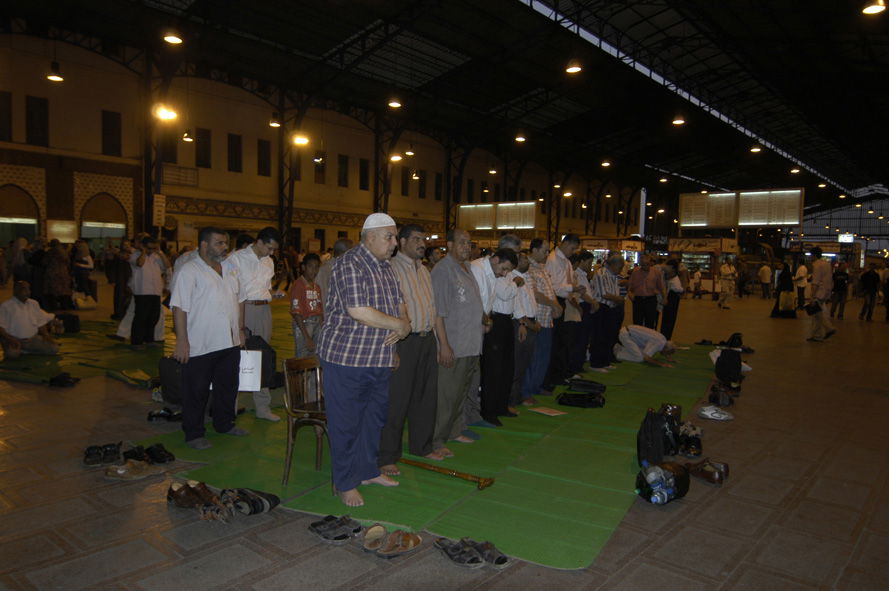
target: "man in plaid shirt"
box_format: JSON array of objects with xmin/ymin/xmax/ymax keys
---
[
  {"xmin": 521, "ymin": 238, "xmax": 563, "ymax": 402},
  {"xmin": 317, "ymin": 213, "xmax": 411, "ymax": 507}
]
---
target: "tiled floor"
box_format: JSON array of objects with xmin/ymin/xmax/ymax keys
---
[{"xmin": 1, "ymin": 282, "xmax": 887, "ymax": 590}]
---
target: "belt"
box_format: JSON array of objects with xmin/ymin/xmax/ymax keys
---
[
  {"xmin": 411, "ymin": 330, "xmax": 432, "ymax": 338},
  {"xmin": 245, "ymin": 300, "xmax": 270, "ymax": 305},
  {"xmin": 492, "ymin": 312, "xmax": 511, "ymax": 318}
]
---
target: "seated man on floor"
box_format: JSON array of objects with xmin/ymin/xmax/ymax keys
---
[
  {"xmin": 0, "ymin": 281, "xmax": 60, "ymax": 360},
  {"xmin": 613, "ymin": 324, "xmax": 675, "ymax": 367}
]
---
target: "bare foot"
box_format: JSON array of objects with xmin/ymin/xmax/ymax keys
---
[
  {"xmin": 452, "ymin": 435, "xmax": 474, "ymax": 444},
  {"xmin": 436, "ymin": 446, "xmax": 455, "ymax": 457},
  {"xmin": 379, "ymin": 463, "xmax": 401, "ymax": 476},
  {"xmin": 424, "ymin": 451, "xmax": 445, "ymax": 461},
  {"xmin": 339, "ymin": 488, "xmax": 364, "ymax": 507},
  {"xmin": 507, "ymin": 406, "xmax": 519, "ymax": 415},
  {"xmin": 521, "ymin": 397, "xmax": 538, "ymax": 406},
  {"xmin": 361, "ymin": 474, "xmax": 400, "ymax": 487}
]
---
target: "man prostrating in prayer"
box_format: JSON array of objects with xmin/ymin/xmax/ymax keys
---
[{"xmin": 317, "ymin": 213, "xmax": 411, "ymax": 507}]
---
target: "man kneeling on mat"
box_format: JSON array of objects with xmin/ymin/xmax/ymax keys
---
[
  {"xmin": 0, "ymin": 281, "xmax": 59, "ymax": 360},
  {"xmin": 613, "ymin": 324, "xmax": 676, "ymax": 368}
]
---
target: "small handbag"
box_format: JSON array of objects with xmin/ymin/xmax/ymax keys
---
[{"xmin": 804, "ymin": 301, "xmax": 822, "ymax": 316}]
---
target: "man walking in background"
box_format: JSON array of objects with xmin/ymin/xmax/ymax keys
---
[{"xmin": 807, "ymin": 247, "xmax": 835, "ymax": 342}]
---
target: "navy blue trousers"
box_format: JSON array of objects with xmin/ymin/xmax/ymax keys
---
[{"xmin": 320, "ymin": 360, "xmax": 390, "ymax": 492}]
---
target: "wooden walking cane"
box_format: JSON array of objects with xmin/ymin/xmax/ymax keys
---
[{"xmin": 398, "ymin": 457, "xmax": 495, "ymax": 490}]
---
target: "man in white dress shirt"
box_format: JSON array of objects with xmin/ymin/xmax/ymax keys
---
[
  {"xmin": 129, "ymin": 236, "xmax": 167, "ymax": 346},
  {"xmin": 0, "ymin": 281, "xmax": 59, "ymax": 359},
  {"xmin": 171, "ymin": 227, "xmax": 248, "ymax": 449},
  {"xmin": 224, "ymin": 227, "xmax": 282, "ymax": 421},
  {"xmin": 470, "ymin": 247, "xmax": 518, "ymax": 426},
  {"xmin": 509, "ymin": 250, "xmax": 540, "ymax": 410},
  {"xmin": 544, "ymin": 233, "xmax": 582, "ymax": 389}
]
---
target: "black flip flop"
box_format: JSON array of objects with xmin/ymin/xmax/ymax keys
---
[
  {"xmin": 465, "ymin": 538, "xmax": 510, "ymax": 570},
  {"xmin": 433, "ymin": 537, "xmax": 485, "ymax": 569}
]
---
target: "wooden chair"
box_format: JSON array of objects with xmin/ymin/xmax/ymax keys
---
[{"xmin": 281, "ymin": 357, "xmax": 327, "ymax": 486}]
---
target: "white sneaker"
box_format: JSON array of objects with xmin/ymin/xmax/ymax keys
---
[{"xmin": 698, "ymin": 405, "xmax": 734, "ymax": 421}]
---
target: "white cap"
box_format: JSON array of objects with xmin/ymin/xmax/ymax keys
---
[{"xmin": 362, "ymin": 212, "xmax": 397, "ymax": 231}]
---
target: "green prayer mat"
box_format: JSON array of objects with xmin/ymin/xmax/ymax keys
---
[{"xmin": 140, "ymin": 344, "xmax": 714, "ymax": 569}]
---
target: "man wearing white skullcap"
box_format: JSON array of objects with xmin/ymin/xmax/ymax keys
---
[{"xmin": 317, "ymin": 212, "xmax": 411, "ymax": 507}]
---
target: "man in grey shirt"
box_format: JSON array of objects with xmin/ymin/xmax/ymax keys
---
[
  {"xmin": 316, "ymin": 238, "xmax": 353, "ymax": 308},
  {"xmin": 431, "ymin": 229, "xmax": 484, "ymax": 456}
]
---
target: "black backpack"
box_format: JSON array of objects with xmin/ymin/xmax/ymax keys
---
[
  {"xmin": 566, "ymin": 378, "xmax": 607, "ymax": 394},
  {"xmin": 557, "ymin": 391, "xmax": 606, "ymax": 408},
  {"xmin": 725, "ymin": 332, "xmax": 743, "ymax": 348},
  {"xmin": 714, "ymin": 349, "xmax": 742, "ymax": 386},
  {"xmin": 637, "ymin": 409, "xmax": 667, "ymax": 466}
]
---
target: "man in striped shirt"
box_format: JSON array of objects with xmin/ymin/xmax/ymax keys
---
[
  {"xmin": 378, "ymin": 224, "xmax": 444, "ymax": 477},
  {"xmin": 589, "ymin": 253, "xmax": 626, "ymax": 370},
  {"xmin": 317, "ymin": 213, "xmax": 411, "ymax": 507},
  {"xmin": 521, "ymin": 238, "xmax": 563, "ymax": 402}
]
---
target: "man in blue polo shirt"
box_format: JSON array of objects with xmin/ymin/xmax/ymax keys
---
[{"xmin": 317, "ymin": 213, "xmax": 411, "ymax": 507}]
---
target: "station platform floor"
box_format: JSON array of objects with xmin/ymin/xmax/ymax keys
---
[{"xmin": 0, "ymin": 278, "xmax": 886, "ymax": 590}]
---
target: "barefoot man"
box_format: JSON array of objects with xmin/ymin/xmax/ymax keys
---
[
  {"xmin": 378, "ymin": 224, "xmax": 444, "ymax": 478},
  {"xmin": 317, "ymin": 213, "xmax": 411, "ymax": 507}
]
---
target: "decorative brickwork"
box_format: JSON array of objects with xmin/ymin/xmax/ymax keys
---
[
  {"xmin": 0, "ymin": 164, "xmax": 47, "ymax": 231},
  {"xmin": 73, "ymin": 172, "xmax": 134, "ymax": 231},
  {"xmin": 165, "ymin": 195, "xmax": 444, "ymax": 234}
]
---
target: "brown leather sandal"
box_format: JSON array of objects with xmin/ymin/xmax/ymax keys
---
[
  {"xmin": 684, "ymin": 458, "xmax": 729, "ymax": 486},
  {"xmin": 376, "ymin": 530, "xmax": 422, "ymax": 558}
]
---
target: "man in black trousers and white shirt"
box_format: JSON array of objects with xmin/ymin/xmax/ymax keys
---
[{"xmin": 171, "ymin": 227, "xmax": 248, "ymax": 450}]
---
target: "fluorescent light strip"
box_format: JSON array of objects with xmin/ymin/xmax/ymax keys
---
[
  {"xmin": 82, "ymin": 222, "xmax": 127, "ymax": 229},
  {"xmin": 0, "ymin": 217, "xmax": 38, "ymax": 224},
  {"xmin": 524, "ymin": 0, "xmax": 850, "ymax": 195}
]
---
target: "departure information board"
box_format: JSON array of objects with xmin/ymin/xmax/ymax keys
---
[{"xmin": 680, "ymin": 188, "xmax": 803, "ymax": 228}]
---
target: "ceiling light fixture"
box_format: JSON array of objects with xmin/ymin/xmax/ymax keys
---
[
  {"xmin": 515, "ymin": 132, "xmax": 526, "ymax": 143},
  {"xmin": 46, "ymin": 61, "xmax": 64, "ymax": 82},
  {"xmin": 389, "ymin": 154, "xmax": 403, "ymax": 162},
  {"xmin": 405, "ymin": 145, "xmax": 415, "ymax": 157},
  {"xmin": 292, "ymin": 134, "xmax": 309, "ymax": 146},
  {"xmin": 152, "ymin": 104, "xmax": 177, "ymax": 120},
  {"xmin": 855, "ymin": 203, "xmax": 862, "ymax": 207},
  {"xmin": 553, "ymin": 184, "xmax": 561, "ymax": 189},
  {"xmin": 868, "ymin": 208, "xmax": 875, "ymax": 214},
  {"xmin": 790, "ymin": 168, "xmax": 800, "ymax": 174},
  {"xmin": 672, "ymin": 115, "xmax": 685, "ymax": 126},
  {"xmin": 181, "ymin": 129, "xmax": 193, "ymax": 142},
  {"xmin": 269, "ymin": 112, "xmax": 281, "ymax": 128},
  {"xmin": 489, "ymin": 167, "xmax": 497, "ymax": 175},
  {"xmin": 618, "ymin": 210, "xmax": 624, "ymax": 215},
  {"xmin": 657, "ymin": 208, "xmax": 665, "ymax": 214},
  {"xmin": 163, "ymin": 30, "xmax": 183, "ymax": 45},
  {"xmin": 537, "ymin": 197, "xmax": 544, "ymax": 202},
  {"xmin": 880, "ymin": 215, "xmax": 885, "ymax": 220},
  {"xmin": 659, "ymin": 177, "xmax": 668, "ymax": 183},
  {"xmin": 388, "ymin": 97, "xmax": 402, "ymax": 109},
  {"xmin": 601, "ymin": 160, "xmax": 611, "ymax": 167},
  {"xmin": 646, "ymin": 202, "xmax": 653, "ymax": 206},
  {"xmin": 605, "ymin": 193, "xmax": 612, "ymax": 198},
  {"xmin": 565, "ymin": 59, "xmax": 582, "ymax": 74},
  {"xmin": 673, "ymin": 218, "xmax": 678, "ymax": 223},
  {"xmin": 563, "ymin": 191, "xmax": 573, "ymax": 197},
  {"xmin": 839, "ymin": 194, "xmax": 847, "ymax": 199},
  {"xmin": 863, "ymin": 0, "xmax": 886, "ymax": 14},
  {"xmin": 818, "ymin": 183, "xmax": 827, "ymax": 188},
  {"xmin": 581, "ymin": 203, "xmax": 587, "ymax": 209},
  {"xmin": 701, "ymin": 190, "xmax": 708, "ymax": 194},
  {"xmin": 750, "ymin": 144, "xmax": 762, "ymax": 153}
]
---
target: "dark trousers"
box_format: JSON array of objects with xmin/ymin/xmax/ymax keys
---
[
  {"xmin": 568, "ymin": 303, "xmax": 593, "ymax": 374},
  {"xmin": 510, "ymin": 319, "xmax": 537, "ymax": 406},
  {"xmin": 632, "ymin": 295, "xmax": 659, "ymax": 329},
  {"xmin": 522, "ymin": 326, "xmax": 551, "ymax": 398},
  {"xmin": 321, "ymin": 360, "xmax": 390, "ymax": 491},
  {"xmin": 660, "ymin": 291, "xmax": 681, "ymax": 340},
  {"xmin": 796, "ymin": 286, "xmax": 806, "ymax": 308},
  {"xmin": 181, "ymin": 346, "xmax": 240, "ymax": 441},
  {"xmin": 761, "ymin": 282, "xmax": 771, "ymax": 299},
  {"xmin": 480, "ymin": 312, "xmax": 514, "ymax": 418},
  {"xmin": 378, "ymin": 334, "xmax": 438, "ymax": 466},
  {"xmin": 830, "ymin": 292, "xmax": 846, "ymax": 319},
  {"xmin": 132, "ymin": 294, "xmax": 160, "ymax": 344},
  {"xmin": 589, "ymin": 305, "xmax": 620, "ymax": 368},
  {"xmin": 545, "ymin": 297, "xmax": 575, "ymax": 387},
  {"xmin": 860, "ymin": 291, "xmax": 877, "ymax": 320}
]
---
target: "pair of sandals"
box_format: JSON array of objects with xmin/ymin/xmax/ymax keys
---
[
  {"xmin": 363, "ymin": 524, "xmax": 422, "ymax": 558},
  {"xmin": 685, "ymin": 458, "xmax": 730, "ymax": 486},
  {"xmin": 148, "ymin": 407, "xmax": 182, "ymax": 422},
  {"xmin": 434, "ymin": 537, "xmax": 510, "ymax": 570},
  {"xmin": 83, "ymin": 441, "xmax": 121, "ymax": 466},
  {"xmin": 309, "ymin": 514, "xmax": 363, "ymax": 545},
  {"xmin": 123, "ymin": 443, "xmax": 175, "ymax": 464}
]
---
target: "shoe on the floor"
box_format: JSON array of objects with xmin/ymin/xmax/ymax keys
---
[
  {"xmin": 166, "ymin": 481, "xmax": 205, "ymax": 508},
  {"xmin": 222, "ymin": 426, "xmax": 249, "ymax": 436},
  {"xmin": 104, "ymin": 459, "xmax": 164, "ymax": 481},
  {"xmin": 460, "ymin": 429, "xmax": 480, "ymax": 440},
  {"xmin": 220, "ymin": 488, "xmax": 280, "ymax": 515},
  {"xmin": 465, "ymin": 538, "xmax": 511, "ymax": 570},
  {"xmin": 82, "ymin": 445, "xmax": 103, "ymax": 467},
  {"xmin": 145, "ymin": 443, "xmax": 175, "ymax": 464},
  {"xmin": 122, "ymin": 445, "xmax": 152, "ymax": 463},
  {"xmin": 186, "ymin": 437, "xmax": 212, "ymax": 450},
  {"xmin": 685, "ymin": 458, "xmax": 729, "ymax": 486},
  {"xmin": 824, "ymin": 329, "xmax": 836, "ymax": 339},
  {"xmin": 101, "ymin": 442, "xmax": 122, "ymax": 465},
  {"xmin": 433, "ymin": 537, "xmax": 485, "ymax": 569},
  {"xmin": 697, "ymin": 405, "xmax": 734, "ymax": 421}
]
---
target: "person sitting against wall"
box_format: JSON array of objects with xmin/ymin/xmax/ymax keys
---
[{"xmin": 0, "ymin": 281, "xmax": 60, "ymax": 360}]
